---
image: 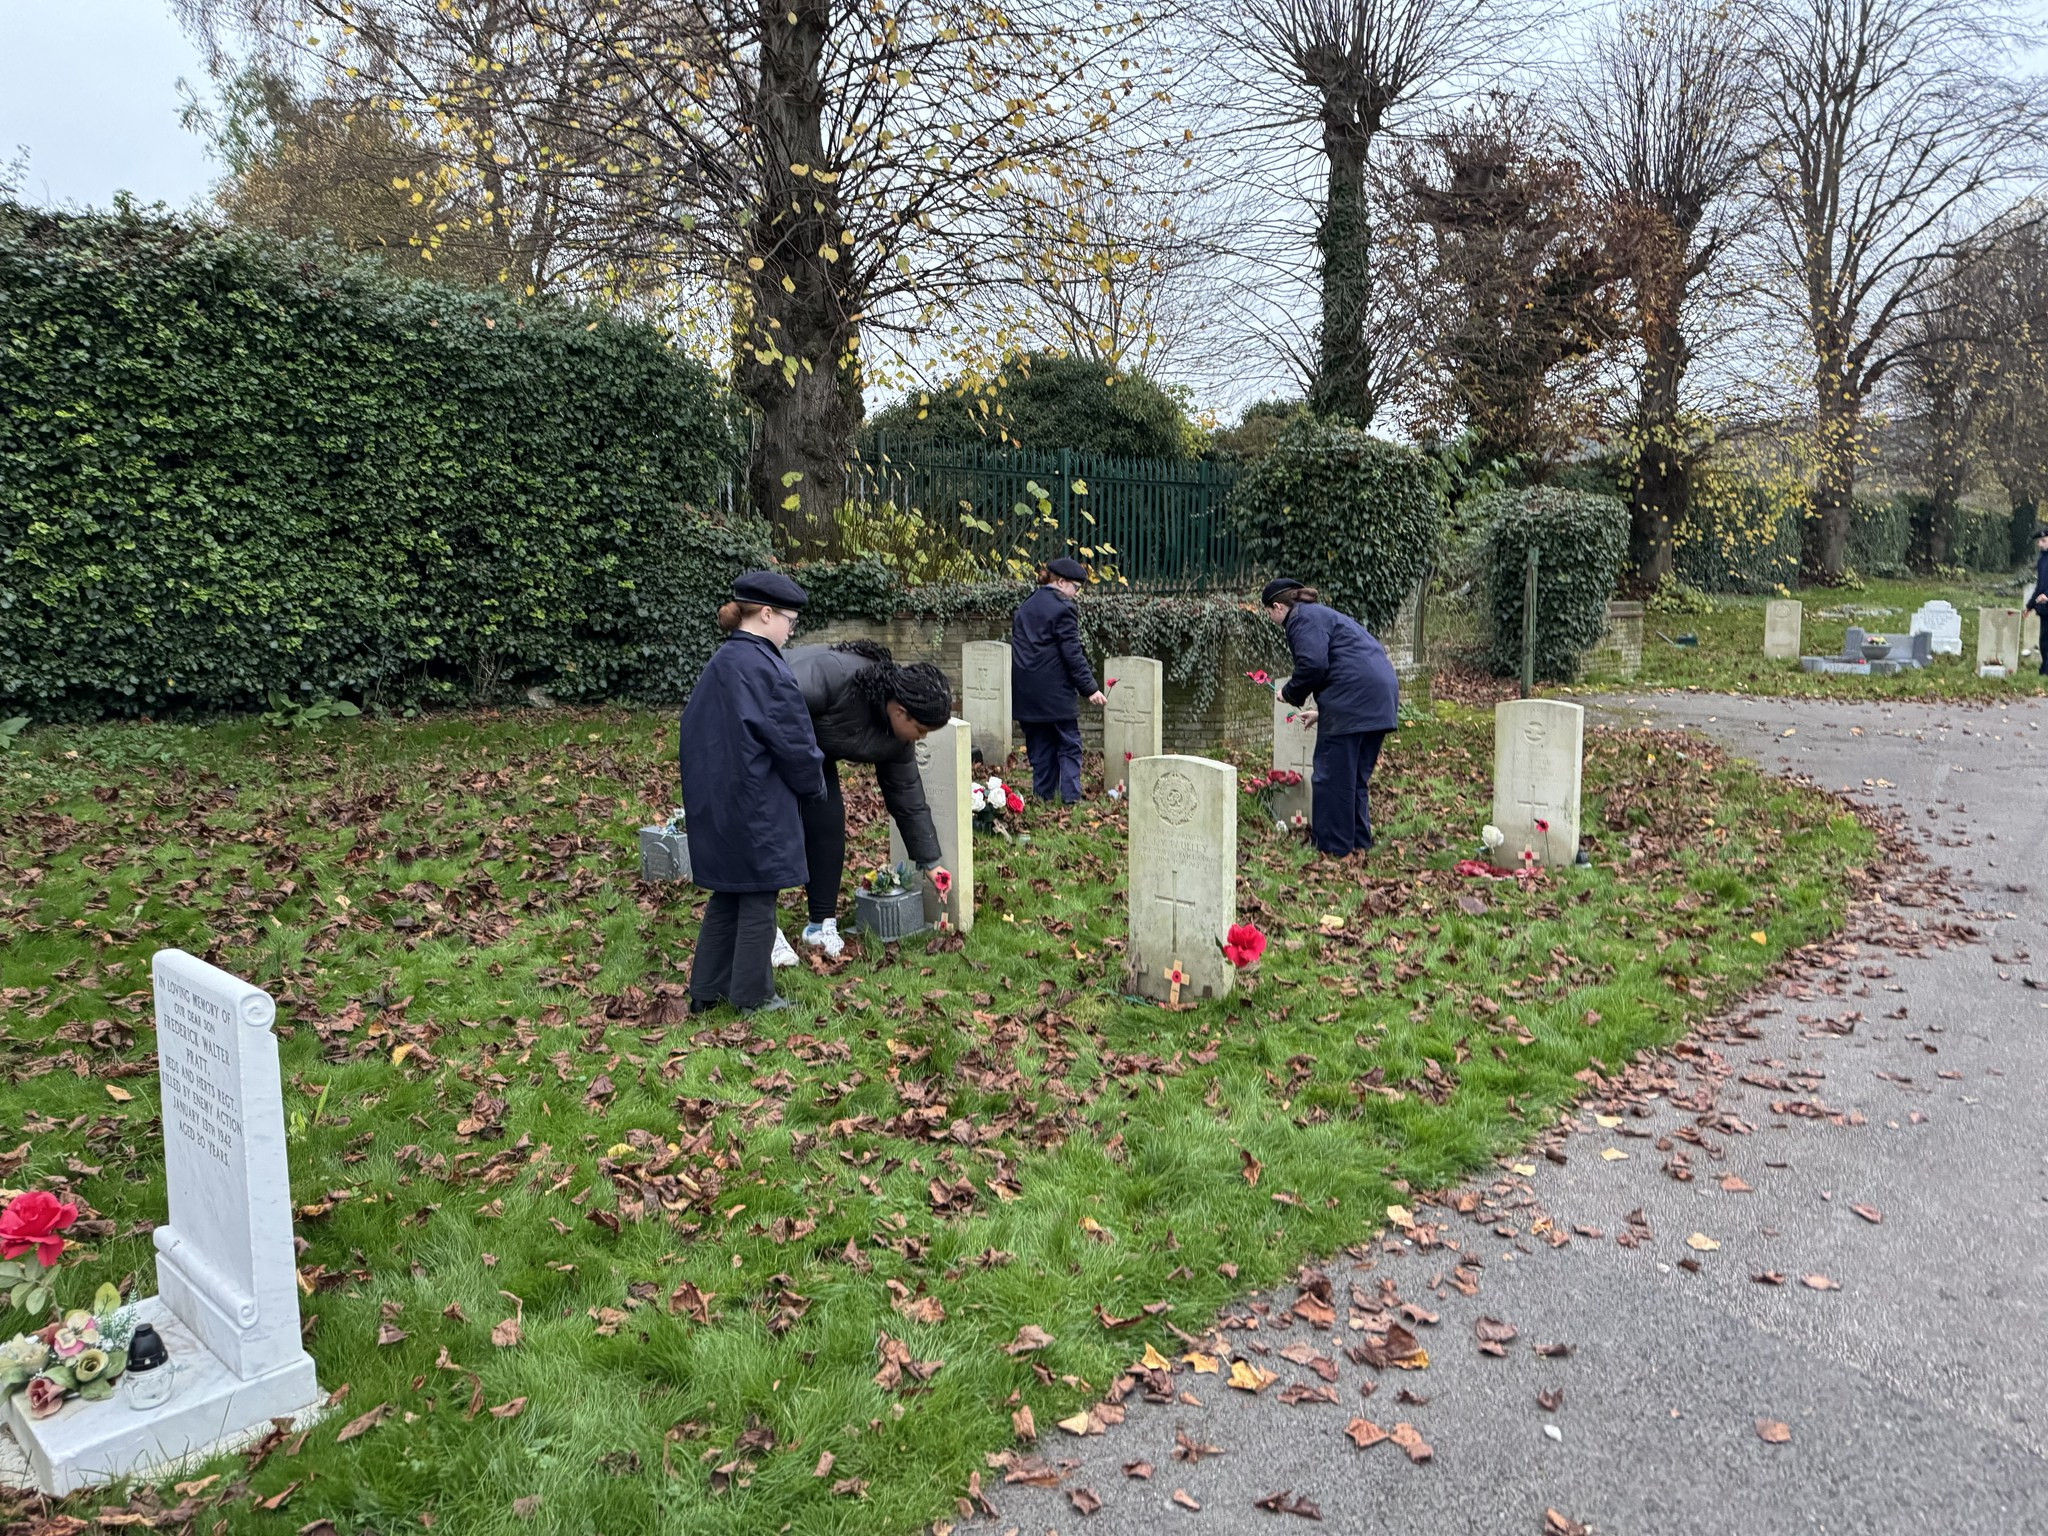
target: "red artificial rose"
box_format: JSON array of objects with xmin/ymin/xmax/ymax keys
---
[
  {"xmin": 1222, "ymin": 922, "xmax": 1268, "ymax": 969},
  {"xmin": 0, "ymin": 1192, "xmax": 76, "ymax": 1267},
  {"xmin": 1005, "ymin": 788, "xmax": 1024, "ymax": 814}
]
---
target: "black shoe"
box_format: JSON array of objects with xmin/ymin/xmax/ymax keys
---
[{"xmin": 689, "ymin": 998, "xmax": 718, "ymax": 1015}]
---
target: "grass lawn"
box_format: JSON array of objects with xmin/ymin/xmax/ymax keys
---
[
  {"xmin": 0, "ymin": 705, "xmax": 1871, "ymax": 1535},
  {"xmin": 1575, "ymin": 574, "xmax": 2047, "ymax": 700}
]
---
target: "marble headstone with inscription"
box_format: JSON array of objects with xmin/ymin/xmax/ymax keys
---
[
  {"xmin": 1910, "ymin": 600, "xmax": 1963, "ymax": 655},
  {"xmin": 1102, "ymin": 657, "xmax": 1163, "ymax": 792},
  {"xmin": 1763, "ymin": 600, "xmax": 1803, "ymax": 660},
  {"xmin": 1127, "ymin": 756, "xmax": 1237, "ymax": 1002},
  {"xmin": 959, "ymin": 640, "xmax": 1011, "ymax": 767},
  {"xmin": 1978, "ymin": 608, "xmax": 2023, "ymax": 670},
  {"xmin": 6, "ymin": 951, "xmax": 321, "ymax": 1494},
  {"xmin": 1490, "ymin": 700, "xmax": 1583, "ymax": 868},
  {"xmin": 1271, "ymin": 694, "xmax": 1316, "ymax": 826},
  {"xmin": 888, "ymin": 717, "xmax": 975, "ymax": 932}
]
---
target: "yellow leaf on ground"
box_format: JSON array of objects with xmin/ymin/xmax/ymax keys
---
[
  {"xmin": 1385, "ymin": 1204, "xmax": 1415, "ymax": 1229},
  {"xmin": 1750, "ymin": 931, "xmax": 1768, "ymax": 945},
  {"xmin": 1182, "ymin": 1351, "xmax": 1219, "ymax": 1374},
  {"xmin": 1600, "ymin": 1148, "xmax": 1628, "ymax": 1162},
  {"xmin": 1141, "ymin": 1344, "xmax": 1172, "ymax": 1371},
  {"xmin": 391, "ymin": 1043, "xmax": 414, "ymax": 1066},
  {"xmin": 105, "ymin": 1085, "xmax": 133, "ymax": 1102},
  {"xmin": 1056, "ymin": 1411, "xmax": 1094, "ymax": 1435},
  {"xmin": 1594, "ymin": 1114, "xmax": 1621, "ymax": 1128},
  {"xmin": 1227, "ymin": 1360, "xmax": 1278, "ymax": 1393},
  {"xmin": 1510, "ymin": 1162, "xmax": 1536, "ymax": 1176},
  {"xmin": 1686, "ymin": 1233, "xmax": 1720, "ymax": 1252}
]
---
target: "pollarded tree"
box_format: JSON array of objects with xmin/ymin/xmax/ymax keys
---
[
  {"xmin": 1750, "ymin": 0, "xmax": 2048, "ymax": 581},
  {"xmin": 1566, "ymin": 0, "xmax": 1759, "ymax": 587}
]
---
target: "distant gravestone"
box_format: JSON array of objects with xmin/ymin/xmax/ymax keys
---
[
  {"xmin": 960, "ymin": 641, "xmax": 1011, "ymax": 766},
  {"xmin": 1980, "ymin": 608, "xmax": 2024, "ymax": 670},
  {"xmin": 1491, "ymin": 700, "xmax": 1583, "ymax": 869},
  {"xmin": 888, "ymin": 718, "xmax": 974, "ymax": 932},
  {"xmin": 1271, "ymin": 695, "xmax": 1316, "ymax": 827},
  {"xmin": 1102, "ymin": 657, "xmax": 1163, "ymax": 792},
  {"xmin": 1127, "ymin": 756, "xmax": 1237, "ymax": 1003},
  {"xmin": 1763, "ymin": 600, "xmax": 1803, "ymax": 660},
  {"xmin": 6, "ymin": 953, "xmax": 321, "ymax": 1494},
  {"xmin": 1911, "ymin": 601, "xmax": 1963, "ymax": 655}
]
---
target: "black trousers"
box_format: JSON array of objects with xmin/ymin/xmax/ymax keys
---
[
  {"xmin": 689, "ymin": 889, "xmax": 778, "ymax": 1009},
  {"xmin": 800, "ymin": 761, "xmax": 846, "ymax": 923},
  {"xmin": 1310, "ymin": 728, "xmax": 1386, "ymax": 857},
  {"xmin": 1020, "ymin": 717, "xmax": 1084, "ymax": 801}
]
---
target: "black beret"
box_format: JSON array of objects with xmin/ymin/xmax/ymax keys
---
[
  {"xmin": 1044, "ymin": 556, "xmax": 1089, "ymax": 582},
  {"xmin": 1260, "ymin": 576, "xmax": 1308, "ymax": 607},
  {"xmin": 2035, "ymin": 526, "xmax": 2048, "ymax": 540},
  {"xmin": 731, "ymin": 570, "xmax": 809, "ymax": 609}
]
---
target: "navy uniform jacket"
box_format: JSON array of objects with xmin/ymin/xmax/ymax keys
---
[
  {"xmin": 784, "ymin": 645, "xmax": 942, "ymax": 866},
  {"xmin": 1278, "ymin": 602, "xmax": 1399, "ymax": 735},
  {"xmin": 1011, "ymin": 585, "xmax": 1099, "ymax": 722},
  {"xmin": 678, "ymin": 631, "xmax": 827, "ymax": 892},
  {"xmin": 2034, "ymin": 549, "xmax": 2048, "ymax": 610}
]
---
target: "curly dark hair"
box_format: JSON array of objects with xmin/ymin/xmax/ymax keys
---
[{"xmin": 836, "ymin": 642, "xmax": 953, "ymax": 728}]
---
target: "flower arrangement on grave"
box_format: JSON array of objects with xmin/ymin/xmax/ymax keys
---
[
  {"xmin": 0, "ymin": 1282, "xmax": 138, "ymax": 1415},
  {"xmin": 970, "ymin": 775, "xmax": 1025, "ymax": 835},
  {"xmin": 859, "ymin": 860, "xmax": 920, "ymax": 894},
  {"xmin": 1240, "ymin": 768, "xmax": 1304, "ymax": 824}
]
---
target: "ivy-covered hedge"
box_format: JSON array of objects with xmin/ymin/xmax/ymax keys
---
[
  {"xmin": 794, "ymin": 560, "xmax": 1289, "ymax": 707},
  {"xmin": 1228, "ymin": 416, "xmax": 1444, "ymax": 631},
  {"xmin": 1479, "ymin": 487, "xmax": 1628, "ymax": 681},
  {"xmin": 0, "ymin": 203, "xmax": 753, "ymax": 720}
]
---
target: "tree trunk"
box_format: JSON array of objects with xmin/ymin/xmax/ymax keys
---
[
  {"xmin": 741, "ymin": 0, "xmax": 862, "ymax": 553},
  {"xmin": 1803, "ymin": 358, "xmax": 1859, "ymax": 582},
  {"xmin": 1311, "ymin": 106, "xmax": 1375, "ymax": 427},
  {"xmin": 1627, "ymin": 309, "xmax": 1688, "ymax": 590}
]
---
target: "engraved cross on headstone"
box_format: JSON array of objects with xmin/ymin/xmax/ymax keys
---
[{"xmin": 1153, "ymin": 864, "xmax": 1198, "ymax": 959}]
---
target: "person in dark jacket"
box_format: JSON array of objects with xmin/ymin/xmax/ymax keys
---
[
  {"xmin": 678, "ymin": 571, "xmax": 826, "ymax": 1013},
  {"xmin": 2030, "ymin": 527, "xmax": 2048, "ymax": 676},
  {"xmin": 1263, "ymin": 576, "xmax": 1399, "ymax": 858},
  {"xmin": 1012, "ymin": 556, "xmax": 1107, "ymax": 802},
  {"xmin": 784, "ymin": 641, "xmax": 953, "ymax": 958}
]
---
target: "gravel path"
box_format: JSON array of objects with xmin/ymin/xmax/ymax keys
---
[{"xmin": 989, "ymin": 693, "xmax": 2048, "ymax": 1536}]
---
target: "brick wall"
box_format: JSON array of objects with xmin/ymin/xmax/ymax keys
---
[{"xmin": 794, "ymin": 614, "xmax": 1271, "ymax": 759}]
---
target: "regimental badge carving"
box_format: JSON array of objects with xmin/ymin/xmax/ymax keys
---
[
  {"xmin": 914, "ymin": 740, "xmax": 932, "ymax": 769},
  {"xmin": 1151, "ymin": 769, "xmax": 1197, "ymax": 827},
  {"xmin": 1522, "ymin": 718, "xmax": 1549, "ymax": 747}
]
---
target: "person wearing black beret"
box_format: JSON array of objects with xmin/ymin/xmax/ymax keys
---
[
  {"xmin": 676, "ymin": 571, "xmax": 826, "ymax": 1012},
  {"xmin": 1263, "ymin": 577, "xmax": 1399, "ymax": 858},
  {"xmin": 2030, "ymin": 527, "xmax": 2048, "ymax": 676},
  {"xmin": 1012, "ymin": 557, "xmax": 1107, "ymax": 802}
]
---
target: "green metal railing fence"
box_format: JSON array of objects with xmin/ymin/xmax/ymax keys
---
[{"xmin": 848, "ymin": 439, "xmax": 1249, "ymax": 593}]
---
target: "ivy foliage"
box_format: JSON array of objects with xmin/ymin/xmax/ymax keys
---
[
  {"xmin": 1479, "ymin": 486, "xmax": 1629, "ymax": 681},
  {"xmin": 0, "ymin": 203, "xmax": 754, "ymax": 720},
  {"xmin": 795, "ymin": 562, "xmax": 1288, "ymax": 707},
  {"xmin": 1228, "ymin": 415, "xmax": 1445, "ymax": 631}
]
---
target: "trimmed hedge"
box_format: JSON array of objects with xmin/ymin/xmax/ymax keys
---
[
  {"xmin": 0, "ymin": 203, "xmax": 754, "ymax": 720},
  {"xmin": 1228, "ymin": 415, "xmax": 1444, "ymax": 631},
  {"xmin": 1478, "ymin": 487, "xmax": 1628, "ymax": 681}
]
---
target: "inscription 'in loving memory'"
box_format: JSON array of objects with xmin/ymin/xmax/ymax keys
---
[{"xmin": 158, "ymin": 977, "xmax": 245, "ymax": 1170}]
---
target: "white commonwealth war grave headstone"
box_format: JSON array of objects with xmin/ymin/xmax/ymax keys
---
[
  {"xmin": 4, "ymin": 951, "xmax": 321, "ymax": 1494},
  {"xmin": 1102, "ymin": 657, "xmax": 1163, "ymax": 793},
  {"xmin": 959, "ymin": 640, "xmax": 1011, "ymax": 767},
  {"xmin": 1271, "ymin": 694, "xmax": 1316, "ymax": 827},
  {"xmin": 1979, "ymin": 608, "xmax": 2023, "ymax": 671},
  {"xmin": 1127, "ymin": 756, "xmax": 1237, "ymax": 1004},
  {"xmin": 1911, "ymin": 600, "xmax": 1963, "ymax": 656},
  {"xmin": 889, "ymin": 717, "xmax": 975, "ymax": 932},
  {"xmin": 1762, "ymin": 599, "xmax": 1803, "ymax": 660},
  {"xmin": 1491, "ymin": 699, "xmax": 1584, "ymax": 869}
]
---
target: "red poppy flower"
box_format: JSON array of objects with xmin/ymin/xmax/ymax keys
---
[
  {"xmin": 1246, "ymin": 670, "xmax": 1271, "ymax": 685},
  {"xmin": 929, "ymin": 867, "xmax": 953, "ymax": 896},
  {"xmin": 1106, "ymin": 678, "xmax": 1119, "ymax": 688},
  {"xmin": 1222, "ymin": 922, "xmax": 1268, "ymax": 969},
  {"xmin": 0, "ymin": 1192, "xmax": 76, "ymax": 1267},
  {"xmin": 1534, "ymin": 818, "xmax": 1551, "ymax": 833}
]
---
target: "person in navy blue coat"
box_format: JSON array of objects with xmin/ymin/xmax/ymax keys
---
[
  {"xmin": 1011, "ymin": 556, "xmax": 1107, "ymax": 802},
  {"xmin": 1263, "ymin": 576, "xmax": 1399, "ymax": 858},
  {"xmin": 678, "ymin": 570, "xmax": 826, "ymax": 1013},
  {"xmin": 2030, "ymin": 527, "xmax": 2048, "ymax": 676}
]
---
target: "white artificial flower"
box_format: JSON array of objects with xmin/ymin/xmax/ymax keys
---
[
  {"xmin": 1482, "ymin": 824, "xmax": 1505, "ymax": 849},
  {"xmin": 970, "ymin": 786, "xmax": 987, "ymax": 812}
]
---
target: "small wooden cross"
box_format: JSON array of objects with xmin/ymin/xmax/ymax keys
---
[{"xmin": 1164, "ymin": 962, "xmax": 1186, "ymax": 1007}]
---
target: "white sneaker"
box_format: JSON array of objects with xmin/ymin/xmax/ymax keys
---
[
  {"xmin": 770, "ymin": 927, "xmax": 799, "ymax": 968},
  {"xmin": 802, "ymin": 918, "xmax": 845, "ymax": 958}
]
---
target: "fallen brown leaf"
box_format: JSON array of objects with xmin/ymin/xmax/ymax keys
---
[
  {"xmin": 1172, "ymin": 1488, "xmax": 1202, "ymax": 1511},
  {"xmin": 334, "ymin": 1403, "xmax": 391, "ymax": 1444},
  {"xmin": 1545, "ymin": 1511, "xmax": 1591, "ymax": 1536},
  {"xmin": 1756, "ymin": 1418, "xmax": 1792, "ymax": 1444},
  {"xmin": 1253, "ymin": 1489, "xmax": 1323, "ymax": 1519},
  {"xmin": 488, "ymin": 1397, "xmax": 527, "ymax": 1420},
  {"xmin": 1012, "ymin": 1405, "xmax": 1037, "ymax": 1441},
  {"xmin": 1173, "ymin": 1427, "xmax": 1223, "ymax": 1463},
  {"xmin": 1801, "ymin": 1274, "xmax": 1841, "ymax": 1291},
  {"xmin": 1124, "ymin": 1460, "xmax": 1155, "ymax": 1479},
  {"xmin": 1537, "ymin": 1388, "xmax": 1564, "ymax": 1412},
  {"xmin": 1344, "ymin": 1418, "xmax": 1389, "ymax": 1449},
  {"xmin": 1850, "ymin": 1204, "xmax": 1883, "ymax": 1224},
  {"xmin": 1389, "ymin": 1422, "xmax": 1433, "ymax": 1463},
  {"xmin": 1006, "ymin": 1325, "xmax": 1056, "ymax": 1355}
]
